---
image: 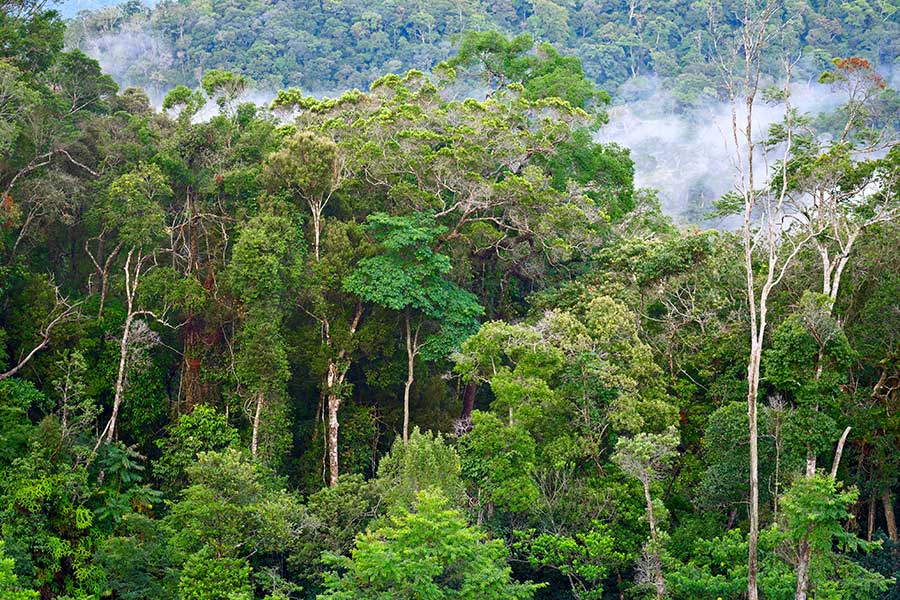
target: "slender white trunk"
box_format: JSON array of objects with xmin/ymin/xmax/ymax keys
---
[
  {"xmin": 106, "ymin": 311, "xmax": 132, "ymax": 444},
  {"xmin": 327, "ymin": 388, "xmax": 340, "ymax": 486},
  {"xmin": 251, "ymin": 391, "xmax": 263, "ymax": 457},
  {"xmin": 641, "ymin": 478, "xmax": 665, "ymax": 600},
  {"xmin": 402, "ymin": 313, "xmax": 418, "ymax": 445},
  {"xmin": 104, "ymin": 249, "xmax": 139, "ymax": 445},
  {"xmin": 322, "ymin": 304, "xmax": 363, "ymax": 486}
]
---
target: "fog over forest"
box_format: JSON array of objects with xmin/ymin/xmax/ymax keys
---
[{"xmin": 67, "ymin": 4, "xmax": 895, "ymax": 224}]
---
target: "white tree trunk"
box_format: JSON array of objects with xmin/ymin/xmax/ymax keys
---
[
  {"xmin": 251, "ymin": 391, "xmax": 263, "ymax": 457},
  {"xmin": 103, "ymin": 249, "xmax": 140, "ymax": 445}
]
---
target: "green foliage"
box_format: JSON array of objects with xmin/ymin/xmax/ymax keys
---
[
  {"xmin": 165, "ymin": 449, "xmax": 299, "ymax": 560},
  {"xmin": 94, "ymin": 515, "xmax": 178, "ymax": 600},
  {"xmin": 0, "ymin": 541, "xmax": 38, "ymax": 600},
  {"xmin": 3, "ymin": 4, "xmax": 900, "ymax": 598},
  {"xmin": 445, "ymin": 31, "xmax": 608, "ymax": 117},
  {"xmin": 67, "ymin": 0, "xmax": 892, "ymax": 109},
  {"xmin": 0, "ymin": 378, "xmax": 44, "ymax": 466},
  {"xmin": 319, "ymin": 489, "xmax": 540, "ymax": 599},
  {"xmin": 227, "ymin": 212, "xmax": 303, "ymax": 306},
  {"xmin": 289, "ymin": 474, "xmax": 376, "ymax": 588},
  {"xmin": 765, "ymin": 292, "xmax": 854, "ymax": 401},
  {"xmin": 154, "ymin": 405, "xmax": 241, "ymax": 489},
  {"xmin": 265, "ymin": 131, "xmax": 340, "ymax": 205},
  {"xmin": 459, "ymin": 411, "xmax": 539, "ymax": 514},
  {"xmin": 613, "ymin": 426, "xmax": 679, "ymax": 487},
  {"xmin": 201, "ymin": 69, "xmax": 247, "ymax": 111},
  {"xmin": 374, "ymin": 427, "xmax": 465, "ymax": 511},
  {"xmin": 344, "ymin": 212, "xmax": 483, "ymax": 360},
  {"xmin": 104, "ymin": 162, "xmax": 171, "ymax": 248},
  {"xmin": 179, "ymin": 547, "xmax": 253, "ymax": 600},
  {"xmin": 513, "ymin": 523, "xmax": 622, "ymax": 600},
  {"xmin": 781, "ymin": 475, "xmax": 890, "ymax": 598}
]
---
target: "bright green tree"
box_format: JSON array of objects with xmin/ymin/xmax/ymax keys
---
[
  {"xmin": 344, "ymin": 212, "xmax": 482, "ymax": 443},
  {"xmin": 319, "ymin": 489, "xmax": 540, "ymax": 599}
]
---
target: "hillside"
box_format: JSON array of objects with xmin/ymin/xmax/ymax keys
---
[{"xmin": 66, "ymin": 0, "xmax": 898, "ymax": 103}]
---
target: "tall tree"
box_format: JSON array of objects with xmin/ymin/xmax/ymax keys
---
[
  {"xmin": 710, "ymin": 3, "xmax": 816, "ymax": 595},
  {"xmin": 344, "ymin": 212, "xmax": 482, "ymax": 443},
  {"xmin": 95, "ymin": 163, "xmax": 171, "ymax": 449},
  {"xmin": 226, "ymin": 211, "xmax": 302, "ymax": 459},
  {"xmin": 613, "ymin": 427, "xmax": 678, "ymax": 600}
]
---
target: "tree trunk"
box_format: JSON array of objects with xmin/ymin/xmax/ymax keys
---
[
  {"xmin": 459, "ymin": 382, "xmax": 476, "ymax": 422},
  {"xmin": 641, "ymin": 478, "xmax": 665, "ymax": 600},
  {"xmin": 747, "ymin": 341, "xmax": 761, "ymax": 600},
  {"xmin": 327, "ymin": 391, "xmax": 340, "ymax": 487},
  {"xmin": 884, "ymin": 490, "xmax": 898, "ymax": 543},
  {"xmin": 96, "ymin": 248, "xmax": 142, "ymax": 452},
  {"xmin": 321, "ymin": 304, "xmax": 362, "ymax": 486},
  {"xmin": 251, "ymin": 391, "xmax": 263, "ymax": 457},
  {"xmin": 403, "ymin": 312, "xmax": 414, "ymax": 444},
  {"xmin": 106, "ymin": 311, "xmax": 132, "ymax": 444},
  {"xmin": 867, "ymin": 491, "xmax": 876, "ymax": 542},
  {"xmin": 310, "ymin": 201, "xmax": 323, "ymax": 262},
  {"xmin": 795, "ymin": 539, "xmax": 812, "ymax": 600}
]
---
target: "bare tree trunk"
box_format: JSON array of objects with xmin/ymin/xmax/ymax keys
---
[
  {"xmin": 402, "ymin": 313, "xmax": 419, "ymax": 445},
  {"xmin": 868, "ymin": 492, "xmax": 876, "ymax": 542},
  {"xmin": 101, "ymin": 249, "xmax": 140, "ymax": 446},
  {"xmin": 460, "ymin": 382, "xmax": 476, "ymax": 422},
  {"xmin": 106, "ymin": 310, "xmax": 132, "ymax": 444},
  {"xmin": 251, "ymin": 391, "xmax": 263, "ymax": 457},
  {"xmin": 747, "ymin": 339, "xmax": 761, "ymax": 600},
  {"xmin": 322, "ymin": 303, "xmax": 363, "ymax": 486},
  {"xmin": 641, "ymin": 478, "xmax": 665, "ymax": 600},
  {"xmin": 327, "ymin": 386, "xmax": 340, "ymax": 487},
  {"xmin": 830, "ymin": 427, "xmax": 851, "ymax": 479},
  {"xmin": 309, "ymin": 200, "xmax": 323, "ymax": 261},
  {"xmin": 884, "ymin": 490, "xmax": 898, "ymax": 543}
]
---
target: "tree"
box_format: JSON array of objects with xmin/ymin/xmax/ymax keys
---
[
  {"xmin": 0, "ymin": 278, "xmax": 81, "ymax": 381},
  {"xmin": 153, "ymin": 404, "xmax": 240, "ymax": 490},
  {"xmin": 95, "ymin": 163, "xmax": 171, "ymax": 449},
  {"xmin": 781, "ymin": 475, "xmax": 889, "ymax": 599},
  {"xmin": 709, "ymin": 3, "xmax": 815, "ymax": 596},
  {"xmin": 344, "ymin": 212, "xmax": 482, "ymax": 443},
  {"xmin": 265, "ymin": 131, "xmax": 344, "ymax": 262},
  {"xmin": 374, "ymin": 426, "xmax": 465, "ymax": 511},
  {"xmin": 201, "ymin": 68, "xmax": 247, "ymax": 114},
  {"xmin": 227, "ymin": 212, "xmax": 302, "ymax": 459},
  {"xmin": 613, "ymin": 426, "xmax": 679, "ymax": 600},
  {"xmin": 459, "ymin": 410, "xmax": 540, "ymax": 518},
  {"xmin": 319, "ymin": 489, "xmax": 540, "ymax": 599},
  {"xmin": 166, "ymin": 448, "xmax": 298, "ymax": 556}
]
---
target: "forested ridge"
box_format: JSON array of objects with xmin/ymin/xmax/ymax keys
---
[
  {"xmin": 65, "ymin": 0, "xmax": 897, "ymax": 104},
  {"xmin": 1, "ymin": 0, "xmax": 900, "ymax": 599}
]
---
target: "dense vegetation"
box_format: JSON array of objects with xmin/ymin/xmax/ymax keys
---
[
  {"xmin": 66, "ymin": 0, "xmax": 898, "ymax": 105},
  {"xmin": 2, "ymin": 0, "xmax": 899, "ymax": 599}
]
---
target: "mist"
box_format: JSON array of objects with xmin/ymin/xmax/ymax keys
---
[{"xmin": 597, "ymin": 76, "xmax": 850, "ymax": 227}]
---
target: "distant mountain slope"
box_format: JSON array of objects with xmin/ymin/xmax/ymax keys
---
[
  {"xmin": 55, "ymin": 0, "xmax": 156, "ymax": 18},
  {"xmin": 66, "ymin": 0, "xmax": 898, "ymax": 104}
]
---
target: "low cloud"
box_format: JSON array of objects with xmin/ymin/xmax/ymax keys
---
[{"xmin": 598, "ymin": 76, "xmax": 849, "ymax": 227}]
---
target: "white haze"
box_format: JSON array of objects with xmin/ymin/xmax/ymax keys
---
[{"xmin": 597, "ymin": 77, "xmax": 850, "ymax": 227}]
